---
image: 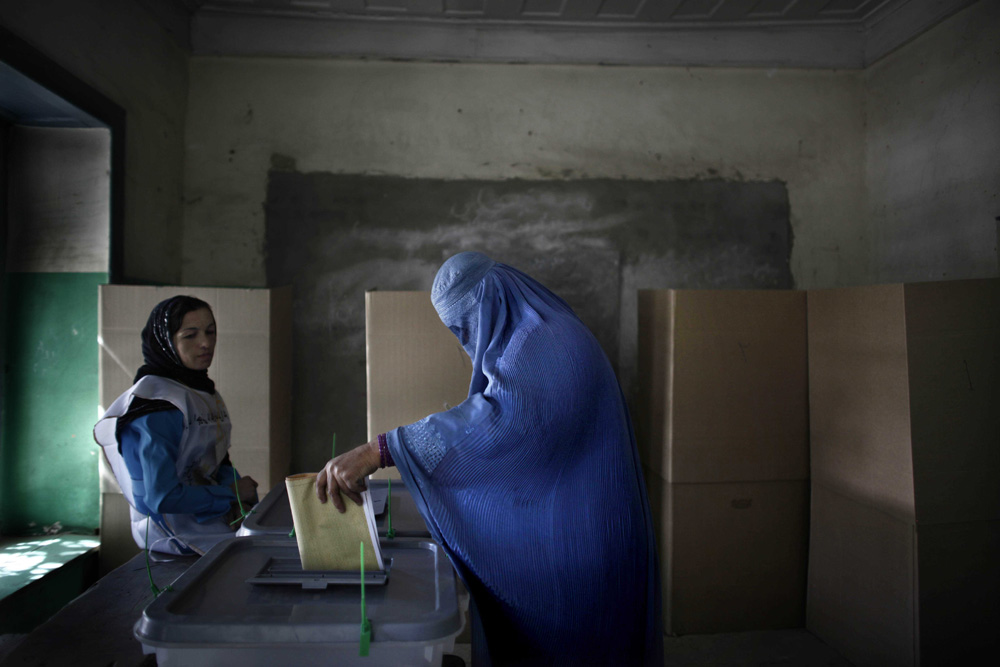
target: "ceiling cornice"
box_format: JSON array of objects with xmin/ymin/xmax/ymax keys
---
[{"xmin": 181, "ymin": 0, "xmax": 977, "ymax": 69}]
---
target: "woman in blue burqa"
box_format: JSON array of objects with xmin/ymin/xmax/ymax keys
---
[{"xmin": 317, "ymin": 252, "xmax": 662, "ymax": 666}]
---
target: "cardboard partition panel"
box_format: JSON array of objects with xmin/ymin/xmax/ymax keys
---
[
  {"xmin": 807, "ymin": 482, "xmax": 916, "ymax": 667},
  {"xmin": 637, "ymin": 289, "xmax": 809, "ymax": 485},
  {"xmin": 645, "ymin": 467, "xmax": 808, "ymax": 635},
  {"xmin": 809, "ymin": 491, "xmax": 1000, "ymax": 667},
  {"xmin": 807, "ymin": 278, "xmax": 1000, "ymax": 524},
  {"xmin": 807, "ymin": 284, "xmax": 916, "ymax": 522},
  {"xmin": 365, "ymin": 291, "xmax": 471, "ymax": 480},
  {"xmin": 806, "ymin": 277, "xmax": 1000, "ymax": 667},
  {"xmin": 904, "ymin": 280, "xmax": 1000, "ymax": 525},
  {"xmin": 98, "ymin": 492, "xmax": 139, "ymax": 576},
  {"xmin": 915, "ymin": 519, "xmax": 1000, "ymax": 664}
]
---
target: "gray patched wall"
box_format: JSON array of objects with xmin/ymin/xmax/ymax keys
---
[{"xmin": 266, "ymin": 170, "xmax": 791, "ymax": 470}]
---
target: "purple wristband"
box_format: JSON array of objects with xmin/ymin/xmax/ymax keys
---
[{"xmin": 378, "ymin": 433, "xmax": 394, "ymax": 468}]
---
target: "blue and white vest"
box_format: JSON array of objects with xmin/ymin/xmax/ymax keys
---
[{"xmin": 95, "ymin": 375, "xmax": 234, "ymax": 555}]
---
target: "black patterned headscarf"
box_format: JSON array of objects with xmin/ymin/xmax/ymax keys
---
[
  {"xmin": 133, "ymin": 295, "xmax": 216, "ymax": 394},
  {"xmin": 114, "ymin": 296, "xmax": 218, "ymax": 446}
]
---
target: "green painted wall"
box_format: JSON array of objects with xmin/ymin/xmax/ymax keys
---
[{"xmin": 1, "ymin": 272, "xmax": 106, "ymax": 534}]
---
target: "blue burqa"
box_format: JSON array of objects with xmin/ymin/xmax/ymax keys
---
[{"xmin": 385, "ymin": 252, "xmax": 662, "ymax": 666}]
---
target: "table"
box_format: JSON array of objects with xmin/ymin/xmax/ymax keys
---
[{"xmin": 1, "ymin": 550, "xmax": 195, "ymax": 666}]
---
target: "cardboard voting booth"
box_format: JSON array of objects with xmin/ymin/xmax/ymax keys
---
[
  {"xmin": 359, "ymin": 281, "xmax": 999, "ymax": 662},
  {"xmin": 806, "ymin": 279, "xmax": 1000, "ymax": 667},
  {"xmin": 637, "ymin": 289, "xmax": 810, "ymax": 635},
  {"xmin": 365, "ymin": 291, "xmax": 471, "ymax": 481}
]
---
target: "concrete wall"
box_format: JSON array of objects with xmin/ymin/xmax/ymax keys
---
[
  {"xmin": 5, "ymin": 1, "xmax": 996, "ymax": 475},
  {"xmin": 183, "ymin": 60, "xmax": 866, "ymax": 291},
  {"xmin": 863, "ymin": 0, "xmax": 1000, "ymax": 283},
  {"xmin": 0, "ymin": 0, "xmax": 189, "ymax": 284},
  {"xmin": 6, "ymin": 127, "xmax": 109, "ymax": 273},
  {"xmin": 183, "ymin": 59, "xmax": 866, "ymax": 467},
  {"xmin": 264, "ymin": 174, "xmax": 794, "ymax": 468}
]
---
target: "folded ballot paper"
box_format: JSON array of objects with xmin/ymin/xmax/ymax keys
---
[{"xmin": 285, "ymin": 473, "xmax": 384, "ymax": 572}]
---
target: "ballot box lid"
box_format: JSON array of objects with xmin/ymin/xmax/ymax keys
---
[{"xmin": 135, "ymin": 536, "xmax": 462, "ymax": 647}]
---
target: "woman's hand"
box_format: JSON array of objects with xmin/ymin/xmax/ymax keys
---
[
  {"xmin": 236, "ymin": 476, "xmax": 258, "ymax": 505},
  {"xmin": 316, "ymin": 439, "xmax": 380, "ymax": 513},
  {"xmin": 223, "ymin": 503, "xmax": 244, "ymax": 530},
  {"xmin": 223, "ymin": 476, "xmax": 260, "ymax": 529}
]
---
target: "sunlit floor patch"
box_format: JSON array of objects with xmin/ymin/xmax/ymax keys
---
[{"xmin": 0, "ymin": 535, "xmax": 99, "ymax": 600}]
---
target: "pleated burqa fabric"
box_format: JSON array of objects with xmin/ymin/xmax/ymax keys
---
[{"xmin": 386, "ymin": 252, "xmax": 662, "ymax": 667}]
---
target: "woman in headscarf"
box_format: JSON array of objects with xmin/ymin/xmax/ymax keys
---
[
  {"xmin": 94, "ymin": 295, "xmax": 258, "ymax": 555},
  {"xmin": 317, "ymin": 252, "xmax": 662, "ymax": 666}
]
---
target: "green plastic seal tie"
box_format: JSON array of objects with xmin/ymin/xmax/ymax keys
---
[
  {"xmin": 359, "ymin": 540, "xmax": 371, "ymax": 657},
  {"xmin": 386, "ymin": 478, "xmax": 396, "ymax": 539},
  {"xmin": 229, "ymin": 478, "xmax": 256, "ymax": 525},
  {"xmin": 143, "ymin": 516, "xmax": 173, "ymax": 599}
]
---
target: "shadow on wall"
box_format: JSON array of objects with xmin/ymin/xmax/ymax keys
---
[{"xmin": 265, "ymin": 171, "xmax": 792, "ymax": 471}]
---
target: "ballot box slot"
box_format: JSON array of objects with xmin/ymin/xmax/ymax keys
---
[{"xmin": 246, "ymin": 556, "xmax": 391, "ymax": 589}]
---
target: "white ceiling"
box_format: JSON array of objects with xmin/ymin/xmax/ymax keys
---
[{"xmin": 149, "ymin": 0, "xmax": 977, "ymax": 68}]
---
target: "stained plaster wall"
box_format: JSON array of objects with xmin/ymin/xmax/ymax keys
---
[
  {"xmin": 864, "ymin": 0, "xmax": 1000, "ymax": 284},
  {"xmin": 182, "ymin": 3, "xmax": 998, "ymax": 470},
  {"xmin": 0, "ymin": 0, "xmax": 190, "ymax": 284},
  {"xmin": 264, "ymin": 174, "xmax": 793, "ymax": 467},
  {"xmin": 5, "ymin": 128, "xmax": 110, "ymax": 275},
  {"xmin": 183, "ymin": 59, "xmax": 865, "ymax": 467},
  {"xmin": 184, "ymin": 61, "xmax": 866, "ymax": 291}
]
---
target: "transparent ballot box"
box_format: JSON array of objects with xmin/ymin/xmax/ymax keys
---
[{"xmin": 135, "ymin": 536, "xmax": 463, "ymax": 666}]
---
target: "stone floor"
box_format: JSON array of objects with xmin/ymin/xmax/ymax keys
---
[
  {"xmin": 0, "ymin": 628, "xmax": 856, "ymax": 666},
  {"xmin": 659, "ymin": 629, "xmax": 854, "ymax": 666},
  {"xmin": 444, "ymin": 629, "xmax": 854, "ymax": 666}
]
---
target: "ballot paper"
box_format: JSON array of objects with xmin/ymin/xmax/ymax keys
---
[{"xmin": 285, "ymin": 473, "xmax": 384, "ymax": 572}]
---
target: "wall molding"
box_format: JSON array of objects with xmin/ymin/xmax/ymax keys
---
[{"xmin": 188, "ymin": 0, "xmax": 978, "ymax": 69}]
